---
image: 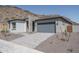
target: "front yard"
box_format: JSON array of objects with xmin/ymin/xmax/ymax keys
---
[
  {"xmin": 1, "ymin": 32, "xmax": 79, "ymax": 53},
  {"xmin": 35, "ymin": 32, "xmax": 79, "ymax": 53},
  {"xmin": 0, "ymin": 33, "xmax": 24, "ymax": 41}
]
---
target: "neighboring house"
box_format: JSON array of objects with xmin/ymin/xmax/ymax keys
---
[
  {"xmin": 73, "ymin": 24, "xmax": 79, "ymax": 32},
  {"xmin": 8, "ymin": 15, "xmax": 79, "ymax": 33}
]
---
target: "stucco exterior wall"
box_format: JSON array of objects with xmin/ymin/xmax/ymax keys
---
[
  {"xmin": 28, "ymin": 15, "xmax": 38, "ymax": 33},
  {"xmin": 54, "ymin": 18, "xmax": 72, "ymax": 33},
  {"xmin": 9, "ymin": 21, "xmax": 27, "ymax": 33},
  {"xmin": 56, "ymin": 19, "xmax": 71, "ymax": 33}
]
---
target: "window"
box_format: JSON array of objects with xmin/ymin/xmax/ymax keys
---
[{"xmin": 12, "ymin": 22, "xmax": 16, "ymax": 30}]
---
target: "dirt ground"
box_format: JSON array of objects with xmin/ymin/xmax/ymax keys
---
[
  {"xmin": 35, "ymin": 32, "xmax": 79, "ymax": 53},
  {"xmin": 0, "ymin": 33, "xmax": 24, "ymax": 41}
]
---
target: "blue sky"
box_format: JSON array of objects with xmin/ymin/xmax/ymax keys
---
[{"xmin": 16, "ymin": 5, "xmax": 79, "ymax": 23}]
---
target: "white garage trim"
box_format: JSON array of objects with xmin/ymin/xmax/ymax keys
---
[
  {"xmin": 35, "ymin": 20, "xmax": 56, "ymax": 33},
  {"xmin": 9, "ymin": 21, "xmax": 27, "ymax": 33}
]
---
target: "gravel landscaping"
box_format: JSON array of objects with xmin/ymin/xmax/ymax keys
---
[
  {"xmin": 35, "ymin": 32, "xmax": 79, "ymax": 53},
  {"xmin": 1, "ymin": 32, "xmax": 79, "ymax": 53},
  {"xmin": 0, "ymin": 33, "xmax": 24, "ymax": 41}
]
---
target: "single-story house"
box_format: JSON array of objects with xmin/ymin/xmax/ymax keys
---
[{"xmin": 8, "ymin": 15, "xmax": 79, "ymax": 33}]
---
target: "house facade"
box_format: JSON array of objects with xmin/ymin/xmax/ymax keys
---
[
  {"xmin": 8, "ymin": 15, "xmax": 79, "ymax": 33},
  {"xmin": 8, "ymin": 19, "xmax": 28, "ymax": 33},
  {"xmin": 34, "ymin": 16, "xmax": 72, "ymax": 33}
]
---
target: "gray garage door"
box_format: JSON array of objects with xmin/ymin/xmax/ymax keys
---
[{"xmin": 37, "ymin": 22, "xmax": 56, "ymax": 33}]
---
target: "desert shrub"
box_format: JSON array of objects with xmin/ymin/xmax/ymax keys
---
[
  {"xmin": 1, "ymin": 30, "xmax": 9, "ymax": 33},
  {"xmin": 67, "ymin": 49, "xmax": 73, "ymax": 52},
  {"xmin": 60, "ymin": 38, "xmax": 66, "ymax": 42},
  {"xmin": 64, "ymin": 29, "xmax": 67, "ymax": 36},
  {"xmin": 49, "ymin": 41, "xmax": 53, "ymax": 44}
]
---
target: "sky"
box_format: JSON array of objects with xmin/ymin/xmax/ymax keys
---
[{"xmin": 16, "ymin": 5, "xmax": 79, "ymax": 23}]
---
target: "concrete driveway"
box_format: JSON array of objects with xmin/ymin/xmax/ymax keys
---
[
  {"xmin": 11, "ymin": 33, "xmax": 54, "ymax": 48},
  {"xmin": 0, "ymin": 39, "xmax": 42, "ymax": 53}
]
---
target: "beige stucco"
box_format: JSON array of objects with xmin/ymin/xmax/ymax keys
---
[{"xmin": 56, "ymin": 20, "xmax": 71, "ymax": 33}]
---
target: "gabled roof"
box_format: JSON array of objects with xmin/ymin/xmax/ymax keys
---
[{"xmin": 0, "ymin": 5, "xmax": 39, "ymax": 22}]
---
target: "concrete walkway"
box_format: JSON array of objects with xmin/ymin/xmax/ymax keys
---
[{"xmin": 11, "ymin": 33, "xmax": 54, "ymax": 48}]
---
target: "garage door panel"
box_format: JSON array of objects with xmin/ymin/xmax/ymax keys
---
[
  {"xmin": 37, "ymin": 22, "xmax": 55, "ymax": 33},
  {"xmin": 13, "ymin": 22, "xmax": 26, "ymax": 32}
]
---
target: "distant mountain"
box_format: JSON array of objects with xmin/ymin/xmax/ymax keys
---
[
  {"xmin": 0, "ymin": 6, "xmax": 64, "ymax": 22},
  {"xmin": 0, "ymin": 5, "xmax": 40, "ymax": 22}
]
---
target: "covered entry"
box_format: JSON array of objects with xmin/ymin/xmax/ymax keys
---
[{"xmin": 37, "ymin": 22, "xmax": 56, "ymax": 33}]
